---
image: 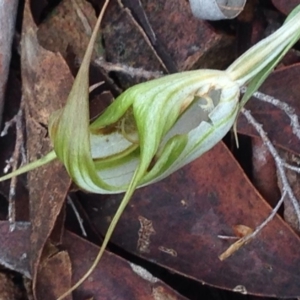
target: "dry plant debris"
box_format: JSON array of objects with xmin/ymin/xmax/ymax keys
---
[{"xmin": 1, "ymin": 1, "xmax": 300, "ymax": 300}]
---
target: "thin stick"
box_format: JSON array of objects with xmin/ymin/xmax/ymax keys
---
[
  {"xmin": 117, "ymin": 0, "xmax": 169, "ymax": 73},
  {"xmin": 220, "ymin": 107, "xmax": 300, "ymax": 259},
  {"xmin": 283, "ymin": 162, "xmax": 300, "ymax": 173},
  {"xmin": 1, "ymin": 113, "xmax": 19, "ymax": 137},
  {"xmin": 241, "ymin": 108, "xmax": 300, "ymax": 223},
  {"xmin": 67, "ymin": 195, "xmax": 87, "ymax": 237},
  {"xmin": 0, "ymin": 102, "xmax": 26, "ymax": 230},
  {"xmin": 219, "ymin": 190, "xmax": 287, "ymax": 260},
  {"xmin": 241, "ymin": 88, "xmax": 300, "ymax": 141},
  {"xmin": 94, "ymin": 57, "xmax": 163, "ymax": 79},
  {"xmin": 8, "ymin": 106, "xmax": 25, "ymax": 230},
  {"xmin": 71, "ymin": 0, "xmax": 92, "ymax": 35}
]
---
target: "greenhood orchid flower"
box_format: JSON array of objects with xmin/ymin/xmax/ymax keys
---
[
  {"xmin": 50, "ymin": 70, "xmax": 240, "ymax": 193},
  {"xmin": 1, "ymin": 3, "xmax": 300, "ymax": 299}
]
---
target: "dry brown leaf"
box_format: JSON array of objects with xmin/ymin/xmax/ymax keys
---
[
  {"xmin": 233, "ymin": 224, "xmax": 253, "ymax": 238},
  {"xmin": 0, "ymin": 221, "xmax": 31, "ymax": 277},
  {"xmin": 37, "ymin": 0, "xmax": 99, "ymax": 61},
  {"xmin": 36, "ymin": 250, "xmax": 72, "ymax": 300},
  {"xmin": 21, "ymin": 1, "xmax": 73, "ymax": 297}
]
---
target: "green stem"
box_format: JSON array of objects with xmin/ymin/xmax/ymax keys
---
[
  {"xmin": 57, "ymin": 168, "xmax": 139, "ymax": 300},
  {"xmin": 227, "ymin": 8, "xmax": 300, "ymax": 86},
  {"xmin": 0, "ymin": 151, "xmax": 57, "ymax": 182}
]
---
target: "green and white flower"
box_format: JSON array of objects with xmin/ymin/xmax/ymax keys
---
[{"xmin": 14, "ymin": 4, "xmax": 299, "ymax": 198}]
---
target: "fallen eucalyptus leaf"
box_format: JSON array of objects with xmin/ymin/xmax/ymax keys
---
[{"xmin": 189, "ymin": 0, "xmax": 246, "ymax": 20}]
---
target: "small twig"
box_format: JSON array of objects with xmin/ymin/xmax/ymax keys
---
[
  {"xmin": 282, "ymin": 162, "xmax": 300, "ymax": 173},
  {"xmin": 117, "ymin": 0, "xmax": 169, "ymax": 73},
  {"xmin": 243, "ymin": 88, "xmax": 300, "ymax": 223},
  {"xmin": 3, "ymin": 157, "xmax": 14, "ymax": 174},
  {"xmin": 219, "ymin": 189, "xmax": 287, "ymax": 260},
  {"xmin": 71, "ymin": 0, "xmax": 92, "ymax": 36},
  {"xmin": 1, "ymin": 114, "xmax": 18, "ymax": 137},
  {"xmin": 220, "ymin": 107, "xmax": 300, "ymax": 259},
  {"xmin": 217, "ymin": 235, "xmax": 239, "ymax": 240},
  {"xmin": 242, "ymin": 108, "xmax": 300, "ymax": 223},
  {"xmin": 67, "ymin": 195, "xmax": 87, "ymax": 237},
  {"xmin": 6, "ymin": 105, "xmax": 26, "ymax": 230},
  {"xmin": 242, "ymin": 88, "xmax": 300, "ymax": 140},
  {"xmin": 94, "ymin": 57, "xmax": 163, "ymax": 80},
  {"xmin": 89, "ymin": 81, "xmax": 104, "ymax": 93}
]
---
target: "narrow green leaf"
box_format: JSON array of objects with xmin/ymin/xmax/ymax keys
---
[{"xmin": 0, "ymin": 151, "xmax": 57, "ymax": 182}]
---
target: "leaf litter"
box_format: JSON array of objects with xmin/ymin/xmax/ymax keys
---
[{"xmin": 1, "ymin": 1, "xmax": 300, "ymax": 300}]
